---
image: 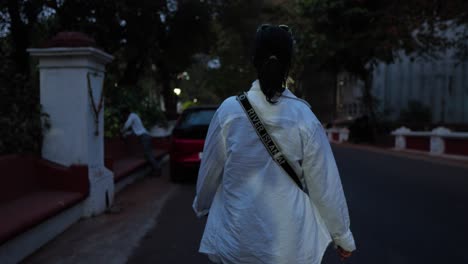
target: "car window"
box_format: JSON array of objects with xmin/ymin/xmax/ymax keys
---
[{"xmin": 179, "ymin": 109, "xmax": 216, "ymax": 127}]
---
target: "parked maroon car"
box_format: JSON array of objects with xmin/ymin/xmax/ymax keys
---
[{"xmin": 169, "ymin": 106, "xmax": 218, "ymax": 181}]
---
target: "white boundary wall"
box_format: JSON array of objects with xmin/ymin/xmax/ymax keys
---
[
  {"xmin": 391, "ymin": 126, "xmax": 468, "ymax": 156},
  {"xmin": 326, "ymin": 128, "xmax": 350, "ymax": 143}
]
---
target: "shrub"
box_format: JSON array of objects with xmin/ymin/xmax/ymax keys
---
[
  {"xmin": 399, "ymin": 100, "xmax": 432, "ymax": 124},
  {"xmin": 0, "ymin": 75, "xmax": 49, "ymax": 155}
]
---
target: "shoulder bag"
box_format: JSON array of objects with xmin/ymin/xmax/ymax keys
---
[{"xmin": 236, "ymin": 92, "xmax": 306, "ymax": 194}]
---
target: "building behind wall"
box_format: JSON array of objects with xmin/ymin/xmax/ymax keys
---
[
  {"xmin": 335, "ymin": 72, "xmax": 365, "ymax": 122},
  {"xmin": 336, "ymin": 55, "xmax": 468, "ymax": 125},
  {"xmin": 336, "ymin": 22, "xmax": 468, "ymax": 126},
  {"xmin": 372, "ymin": 55, "xmax": 468, "ymax": 124}
]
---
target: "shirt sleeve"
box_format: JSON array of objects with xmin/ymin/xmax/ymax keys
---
[
  {"xmin": 122, "ymin": 114, "xmax": 134, "ymax": 132},
  {"xmin": 302, "ymin": 125, "xmax": 356, "ymax": 252},
  {"xmin": 192, "ymin": 110, "xmax": 226, "ymax": 218}
]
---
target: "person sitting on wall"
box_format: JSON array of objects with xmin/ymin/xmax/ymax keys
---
[{"xmin": 121, "ymin": 108, "xmax": 161, "ymax": 177}]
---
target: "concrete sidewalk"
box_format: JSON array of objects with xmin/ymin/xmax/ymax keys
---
[{"xmin": 23, "ymin": 162, "xmax": 179, "ymax": 264}]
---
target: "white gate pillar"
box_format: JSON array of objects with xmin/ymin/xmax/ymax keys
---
[
  {"xmin": 28, "ymin": 32, "xmax": 114, "ymax": 216},
  {"xmin": 430, "ymin": 127, "xmax": 451, "ymax": 155},
  {"xmin": 392, "ymin": 126, "xmax": 411, "ymax": 150}
]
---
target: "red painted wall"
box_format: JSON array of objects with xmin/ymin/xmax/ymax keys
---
[
  {"xmin": 444, "ymin": 138, "xmax": 468, "ymax": 156},
  {"xmin": 406, "ymin": 136, "xmax": 430, "ymax": 152},
  {"xmin": 0, "ymin": 155, "xmax": 89, "ymax": 203}
]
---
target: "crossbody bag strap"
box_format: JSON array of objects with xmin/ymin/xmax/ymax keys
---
[{"xmin": 236, "ymin": 92, "xmax": 306, "ymax": 193}]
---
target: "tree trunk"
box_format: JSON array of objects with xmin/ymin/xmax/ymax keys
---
[
  {"xmin": 158, "ymin": 64, "xmax": 177, "ymax": 120},
  {"xmin": 362, "ymin": 71, "xmax": 377, "ymax": 143},
  {"xmin": 7, "ymin": 0, "xmax": 30, "ymax": 76},
  {"xmin": 331, "ymin": 71, "xmax": 338, "ymax": 121}
]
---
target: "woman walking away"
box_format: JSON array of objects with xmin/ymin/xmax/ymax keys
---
[{"xmin": 193, "ymin": 24, "xmax": 356, "ymax": 264}]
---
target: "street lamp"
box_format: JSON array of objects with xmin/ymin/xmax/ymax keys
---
[{"xmin": 173, "ymin": 88, "xmax": 181, "ymax": 96}]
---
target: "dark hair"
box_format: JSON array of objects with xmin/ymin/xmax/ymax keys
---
[{"xmin": 252, "ymin": 24, "xmax": 293, "ymax": 103}]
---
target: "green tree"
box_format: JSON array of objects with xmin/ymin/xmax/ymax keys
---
[
  {"xmin": 0, "ymin": 0, "xmax": 52, "ymax": 154},
  {"xmin": 155, "ymin": 0, "xmax": 214, "ymax": 118},
  {"xmin": 0, "ymin": 0, "xmax": 217, "ymax": 152},
  {"xmin": 297, "ymin": 0, "xmax": 468, "ymax": 129},
  {"xmin": 194, "ymin": 0, "xmax": 290, "ymax": 101}
]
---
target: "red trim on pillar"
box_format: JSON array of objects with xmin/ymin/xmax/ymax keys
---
[
  {"xmin": 36, "ymin": 159, "xmax": 89, "ymax": 196},
  {"xmin": 45, "ymin": 32, "xmax": 96, "ymax": 48},
  {"xmin": 332, "ymin": 132, "xmax": 339, "ymax": 141}
]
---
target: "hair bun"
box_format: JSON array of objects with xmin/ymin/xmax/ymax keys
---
[{"xmin": 253, "ymin": 24, "xmax": 293, "ymax": 104}]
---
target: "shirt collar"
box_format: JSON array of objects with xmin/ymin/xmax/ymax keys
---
[{"xmin": 250, "ymin": 80, "xmax": 261, "ymax": 91}]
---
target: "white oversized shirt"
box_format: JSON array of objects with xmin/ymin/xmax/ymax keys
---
[
  {"xmin": 193, "ymin": 80, "xmax": 356, "ymax": 264},
  {"xmin": 122, "ymin": 113, "xmax": 148, "ymax": 136}
]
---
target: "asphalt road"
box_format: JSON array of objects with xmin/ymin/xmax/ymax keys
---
[{"xmin": 127, "ymin": 145, "xmax": 468, "ymax": 264}]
